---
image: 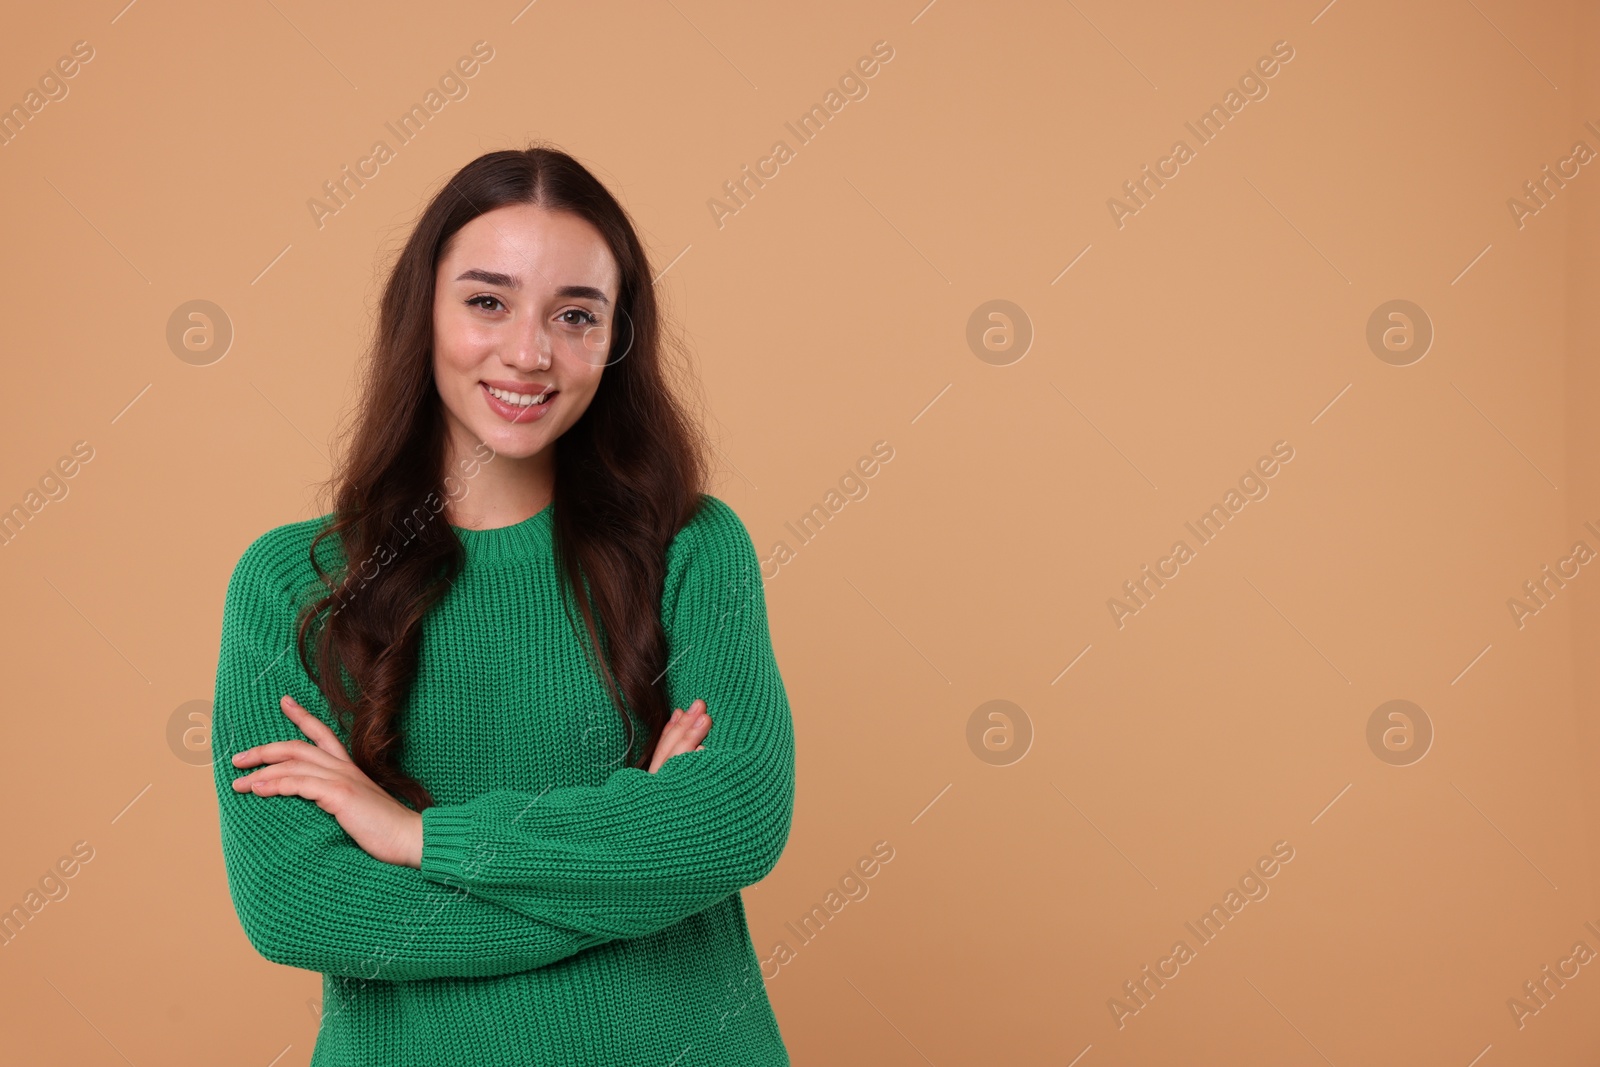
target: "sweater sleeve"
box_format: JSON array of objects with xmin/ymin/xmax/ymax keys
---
[
  {"xmin": 212, "ymin": 528, "xmax": 617, "ymax": 982},
  {"xmin": 416, "ymin": 495, "xmax": 796, "ymax": 938}
]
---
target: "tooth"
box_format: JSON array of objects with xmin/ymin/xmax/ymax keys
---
[{"xmin": 490, "ymin": 386, "xmax": 549, "ymax": 406}]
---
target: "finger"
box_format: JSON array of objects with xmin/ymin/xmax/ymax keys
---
[
  {"xmin": 649, "ymin": 732, "xmax": 677, "ymax": 773},
  {"xmin": 238, "ymin": 772, "xmax": 346, "ymax": 811},
  {"xmin": 232, "ymin": 739, "xmax": 346, "ymax": 772},
  {"xmin": 662, "ymin": 707, "xmax": 695, "ymax": 740},
  {"xmin": 685, "ymin": 701, "xmax": 711, "ymax": 732},
  {"xmin": 660, "ymin": 713, "xmax": 711, "ymax": 760},
  {"xmin": 660, "ymin": 728, "xmax": 710, "ymax": 765},
  {"xmin": 232, "ymin": 761, "xmax": 340, "ymax": 792},
  {"xmin": 668, "ymin": 709, "xmax": 705, "ymax": 740},
  {"xmin": 280, "ymin": 697, "xmax": 351, "ymax": 760},
  {"xmin": 649, "ymin": 727, "xmax": 690, "ymax": 771}
]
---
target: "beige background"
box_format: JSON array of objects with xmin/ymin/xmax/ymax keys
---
[{"xmin": 2, "ymin": 0, "xmax": 1598, "ymax": 1063}]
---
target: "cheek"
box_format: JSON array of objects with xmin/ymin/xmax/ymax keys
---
[
  {"xmin": 558, "ymin": 354, "xmax": 605, "ymax": 393},
  {"xmin": 432, "ymin": 336, "xmax": 484, "ymax": 415},
  {"xmin": 559, "ymin": 376, "xmax": 604, "ymax": 420},
  {"xmin": 433, "ymin": 305, "xmax": 494, "ymax": 364},
  {"xmin": 431, "ymin": 303, "xmax": 455, "ymax": 353},
  {"xmin": 436, "ymin": 347, "xmax": 497, "ymax": 412},
  {"xmin": 434, "ymin": 322, "xmax": 471, "ymax": 365}
]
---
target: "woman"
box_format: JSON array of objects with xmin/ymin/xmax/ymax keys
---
[{"xmin": 211, "ymin": 145, "xmax": 796, "ymax": 1065}]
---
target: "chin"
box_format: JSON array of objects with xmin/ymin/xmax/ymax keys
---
[{"xmin": 481, "ymin": 425, "xmax": 552, "ymax": 455}]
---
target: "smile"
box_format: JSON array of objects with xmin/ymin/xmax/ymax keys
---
[{"xmin": 481, "ymin": 381, "xmax": 558, "ymax": 423}]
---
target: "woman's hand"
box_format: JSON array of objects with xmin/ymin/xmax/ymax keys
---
[
  {"xmin": 649, "ymin": 698, "xmax": 710, "ymax": 773},
  {"xmin": 230, "ymin": 696, "xmax": 424, "ymax": 869}
]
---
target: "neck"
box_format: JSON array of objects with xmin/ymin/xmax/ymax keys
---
[{"xmin": 441, "ymin": 437, "xmax": 556, "ymax": 531}]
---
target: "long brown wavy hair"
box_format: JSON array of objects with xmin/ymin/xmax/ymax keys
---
[{"xmin": 296, "ymin": 144, "xmax": 710, "ymax": 811}]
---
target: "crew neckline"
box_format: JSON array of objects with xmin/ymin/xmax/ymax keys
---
[{"xmin": 449, "ymin": 501, "xmax": 555, "ymax": 562}]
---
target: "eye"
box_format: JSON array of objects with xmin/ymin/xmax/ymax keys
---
[
  {"xmin": 466, "ymin": 295, "xmax": 506, "ymax": 312},
  {"xmin": 559, "ymin": 308, "xmax": 600, "ymax": 327}
]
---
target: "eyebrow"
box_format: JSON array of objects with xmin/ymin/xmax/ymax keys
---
[{"xmin": 453, "ymin": 268, "xmax": 610, "ymax": 306}]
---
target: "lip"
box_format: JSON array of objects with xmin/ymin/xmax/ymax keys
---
[
  {"xmin": 480, "ymin": 380, "xmax": 557, "ymax": 423},
  {"xmin": 481, "ymin": 378, "xmax": 557, "ymax": 398}
]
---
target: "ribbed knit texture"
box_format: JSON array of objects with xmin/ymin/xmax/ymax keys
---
[{"xmin": 211, "ymin": 494, "xmax": 795, "ymax": 1066}]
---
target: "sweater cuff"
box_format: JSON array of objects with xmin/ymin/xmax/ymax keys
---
[{"xmin": 419, "ymin": 804, "xmax": 478, "ymax": 886}]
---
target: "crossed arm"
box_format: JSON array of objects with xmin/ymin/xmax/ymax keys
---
[{"xmin": 211, "ymin": 500, "xmax": 794, "ymax": 981}]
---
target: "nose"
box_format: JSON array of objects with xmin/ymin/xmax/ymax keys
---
[{"xmin": 507, "ymin": 315, "xmax": 552, "ymax": 370}]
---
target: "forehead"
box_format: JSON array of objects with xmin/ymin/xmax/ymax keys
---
[{"xmin": 440, "ymin": 203, "xmax": 619, "ymax": 296}]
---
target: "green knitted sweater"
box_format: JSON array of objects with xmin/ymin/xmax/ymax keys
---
[{"xmin": 211, "ymin": 494, "xmax": 795, "ymax": 1066}]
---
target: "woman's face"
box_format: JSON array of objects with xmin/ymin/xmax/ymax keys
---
[{"xmin": 432, "ymin": 202, "xmax": 620, "ymax": 466}]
